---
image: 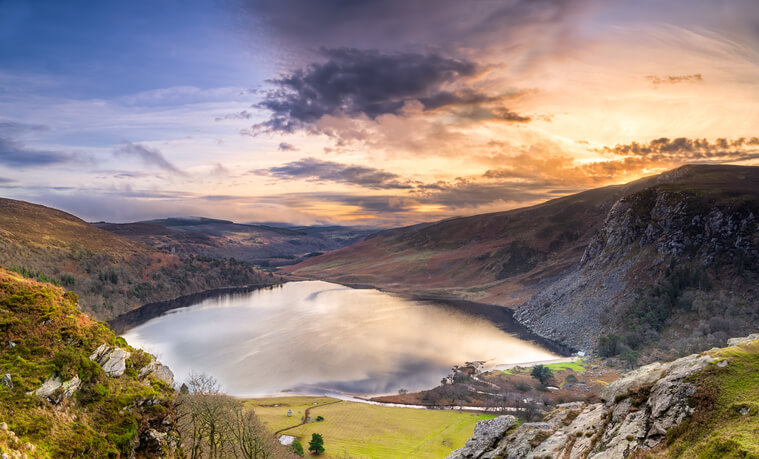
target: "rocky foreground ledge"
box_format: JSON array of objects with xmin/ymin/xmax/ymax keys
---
[{"xmin": 449, "ymin": 334, "xmax": 759, "ymax": 458}]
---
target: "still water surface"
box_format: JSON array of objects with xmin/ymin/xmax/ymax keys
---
[{"xmin": 122, "ymin": 281, "xmax": 556, "ymax": 396}]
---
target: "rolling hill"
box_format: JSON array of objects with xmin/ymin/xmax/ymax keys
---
[
  {"xmin": 0, "ymin": 198, "xmax": 276, "ymax": 321},
  {"xmin": 95, "ymin": 218, "xmax": 377, "ymax": 268}
]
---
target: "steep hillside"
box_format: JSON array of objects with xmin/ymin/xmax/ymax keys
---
[
  {"xmin": 0, "ymin": 268, "xmax": 176, "ymax": 457},
  {"xmin": 95, "ymin": 218, "xmax": 376, "ymax": 268},
  {"xmin": 286, "ymin": 177, "xmax": 660, "ymax": 306},
  {"xmin": 0, "ymin": 198, "xmax": 276, "ymax": 320},
  {"xmin": 516, "ymin": 165, "xmax": 759, "ymax": 359},
  {"xmin": 448, "ymin": 334, "xmax": 759, "ymax": 458},
  {"xmin": 288, "ymin": 165, "xmax": 759, "ymax": 358}
]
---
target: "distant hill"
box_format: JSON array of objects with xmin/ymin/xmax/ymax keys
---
[
  {"xmin": 95, "ymin": 218, "xmax": 378, "ymax": 268},
  {"xmin": 287, "ymin": 165, "xmax": 759, "ymax": 359},
  {"xmin": 0, "ymin": 198, "xmax": 276, "ymax": 320}
]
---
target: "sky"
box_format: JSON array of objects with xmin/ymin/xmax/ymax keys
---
[{"xmin": 1, "ymin": 0, "xmax": 758, "ymax": 226}]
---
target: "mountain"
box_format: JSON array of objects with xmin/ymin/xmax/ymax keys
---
[
  {"xmin": 95, "ymin": 218, "xmax": 377, "ymax": 268},
  {"xmin": 516, "ymin": 165, "xmax": 759, "ymax": 360},
  {"xmin": 0, "ymin": 198, "xmax": 276, "ymax": 321},
  {"xmin": 287, "ymin": 165, "xmax": 759, "ymax": 358},
  {"xmin": 449, "ymin": 334, "xmax": 759, "ymax": 458}
]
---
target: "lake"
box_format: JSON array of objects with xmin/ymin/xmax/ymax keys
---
[{"xmin": 121, "ymin": 281, "xmax": 557, "ymax": 396}]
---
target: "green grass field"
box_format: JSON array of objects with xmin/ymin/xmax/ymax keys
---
[
  {"xmin": 245, "ymin": 396, "xmax": 495, "ymax": 458},
  {"xmin": 665, "ymin": 339, "xmax": 759, "ymax": 457}
]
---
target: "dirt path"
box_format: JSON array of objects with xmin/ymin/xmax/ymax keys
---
[{"xmin": 273, "ymin": 399, "xmax": 343, "ymax": 437}]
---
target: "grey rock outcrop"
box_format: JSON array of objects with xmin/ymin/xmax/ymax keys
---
[
  {"xmin": 453, "ymin": 348, "xmax": 722, "ymax": 458},
  {"xmin": 728, "ymin": 333, "xmax": 759, "ymax": 347},
  {"xmin": 2, "ymin": 374, "xmax": 12, "ymax": 391},
  {"xmin": 90, "ymin": 343, "xmax": 131, "ymax": 377},
  {"xmin": 28, "ymin": 375, "xmax": 81, "ymax": 401},
  {"xmin": 447, "ymin": 415, "xmax": 517, "ymax": 459},
  {"xmin": 138, "ymin": 361, "xmax": 175, "ymax": 385}
]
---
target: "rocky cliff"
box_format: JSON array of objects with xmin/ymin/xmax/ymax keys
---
[
  {"xmin": 449, "ymin": 334, "xmax": 759, "ymax": 458},
  {"xmin": 515, "ymin": 165, "xmax": 759, "ymax": 358}
]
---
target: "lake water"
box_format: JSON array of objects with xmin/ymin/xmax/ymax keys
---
[{"xmin": 121, "ymin": 281, "xmax": 557, "ymax": 396}]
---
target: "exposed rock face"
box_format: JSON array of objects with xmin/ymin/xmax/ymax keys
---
[
  {"xmin": 447, "ymin": 415, "xmax": 517, "ymax": 458},
  {"xmin": 29, "ymin": 375, "xmax": 81, "ymax": 402},
  {"xmin": 515, "ymin": 181, "xmax": 759, "ymax": 353},
  {"xmin": 728, "ymin": 333, "xmax": 759, "ymax": 346},
  {"xmin": 138, "ymin": 361, "xmax": 174, "ymax": 385},
  {"xmin": 89, "ymin": 343, "xmax": 131, "ymax": 377},
  {"xmin": 452, "ymin": 351, "xmax": 718, "ymax": 458}
]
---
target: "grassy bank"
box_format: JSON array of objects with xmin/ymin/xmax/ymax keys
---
[
  {"xmin": 662, "ymin": 338, "xmax": 759, "ymax": 458},
  {"xmin": 246, "ymin": 396, "xmax": 494, "ymax": 458}
]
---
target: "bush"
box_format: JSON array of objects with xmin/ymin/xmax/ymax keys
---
[
  {"xmin": 292, "ymin": 439, "xmax": 304, "ymax": 456},
  {"xmin": 530, "ymin": 365, "xmax": 553, "ymax": 386}
]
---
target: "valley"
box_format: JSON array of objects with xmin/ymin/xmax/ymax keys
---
[{"xmin": 1, "ymin": 165, "xmax": 758, "ymax": 458}]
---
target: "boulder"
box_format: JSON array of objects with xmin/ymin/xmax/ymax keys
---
[
  {"xmin": 90, "ymin": 344, "xmax": 131, "ymax": 377},
  {"xmin": 727, "ymin": 333, "xmax": 759, "ymax": 347},
  {"xmin": 2, "ymin": 374, "xmax": 12, "ymax": 391},
  {"xmin": 62, "ymin": 375, "xmax": 81, "ymax": 397},
  {"xmin": 138, "ymin": 362, "xmax": 174, "ymax": 385},
  {"xmin": 28, "ymin": 374, "xmax": 81, "ymax": 401},
  {"xmin": 31, "ymin": 376, "xmax": 62, "ymax": 399},
  {"xmin": 447, "ymin": 415, "xmax": 517, "ymax": 459}
]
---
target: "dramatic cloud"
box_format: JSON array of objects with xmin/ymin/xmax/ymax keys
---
[
  {"xmin": 646, "ymin": 74, "xmax": 703, "ymax": 85},
  {"xmin": 278, "ymin": 142, "xmax": 299, "ymax": 151},
  {"xmin": 252, "ymin": 48, "xmax": 527, "ymax": 133},
  {"xmin": 258, "ymin": 157, "xmax": 413, "ymax": 189},
  {"xmin": 601, "ymin": 137, "xmax": 759, "ymax": 160},
  {"xmin": 113, "ymin": 142, "xmax": 184, "ymax": 175}
]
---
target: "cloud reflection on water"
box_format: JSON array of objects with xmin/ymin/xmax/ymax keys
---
[{"xmin": 123, "ymin": 281, "xmax": 556, "ymax": 396}]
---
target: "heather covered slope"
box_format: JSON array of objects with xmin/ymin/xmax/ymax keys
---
[
  {"xmin": 0, "ymin": 198, "xmax": 275, "ymax": 320},
  {"xmin": 286, "ymin": 173, "xmax": 660, "ymax": 306},
  {"xmin": 0, "ymin": 268, "xmax": 176, "ymax": 457},
  {"xmin": 95, "ymin": 217, "xmax": 376, "ymax": 268}
]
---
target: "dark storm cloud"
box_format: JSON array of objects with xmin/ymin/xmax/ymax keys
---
[
  {"xmin": 252, "ymin": 48, "xmax": 495, "ymax": 133},
  {"xmin": 646, "ymin": 74, "xmax": 703, "ymax": 85},
  {"xmin": 113, "ymin": 142, "xmax": 184, "ymax": 175},
  {"xmin": 258, "ymin": 157, "xmax": 413, "ymax": 190}
]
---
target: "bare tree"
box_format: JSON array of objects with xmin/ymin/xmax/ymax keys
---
[
  {"xmin": 228, "ymin": 405, "xmax": 291, "ymax": 459},
  {"xmin": 176, "ymin": 372, "xmax": 294, "ymax": 458},
  {"xmin": 177, "ymin": 372, "xmax": 234, "ymax": 459}
]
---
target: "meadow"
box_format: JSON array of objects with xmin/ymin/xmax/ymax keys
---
[{"xmin": 245, "ymin": 396, "xmax": 495, "ymax": 458}]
